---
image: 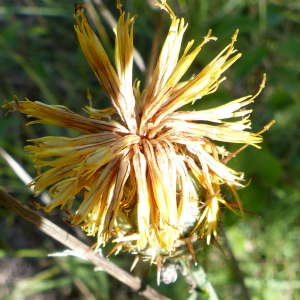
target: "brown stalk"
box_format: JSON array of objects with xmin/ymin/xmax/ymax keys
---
[{"xmin": 0, "ymin": 189, "xmax": 170, "ymax": 300}]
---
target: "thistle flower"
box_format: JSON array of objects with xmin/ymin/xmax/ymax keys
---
[{"xmin": 4, "ymin": 0, "xmax": 273, "ymax": 279}]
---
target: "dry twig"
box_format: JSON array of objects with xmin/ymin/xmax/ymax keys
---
[
  {"xmin": 0, "ymin": 189, "xmax": 170, "ymax": 300},
  {"xmin": 0, "ymin": 147, "xmax": 51, "ymax": 205}
]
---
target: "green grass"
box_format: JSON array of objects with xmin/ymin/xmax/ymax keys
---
[{"xmin": 1, "ymin": 0, "xmax": 300, "ymax": 299}]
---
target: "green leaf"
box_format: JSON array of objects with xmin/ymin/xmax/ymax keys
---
[
  {"xmin": 267, "ymin": 92, "xmax": 295, "ymax": 110},
  {"xmin": 180, "ymin": 260, "xmax": 219, "ymax": 300},
  {"xmin": 233, "ymin": 47, "xmax": 268, "ymax": 81},
  {"xmin": 278, "ymin": 37, "xmax": 300, "ymax": 57},
  {"xmin": 16, "ymin": 249, "xmax": 48, "ymax": 258}
]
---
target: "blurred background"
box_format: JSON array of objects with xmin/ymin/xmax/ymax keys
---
[{"xmin": 0, "ymin": 0, "xmax": 299, "ymax": 299}]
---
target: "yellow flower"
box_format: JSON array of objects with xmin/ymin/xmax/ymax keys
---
[{"xmin": 4, "ymin": 0, "xmax": 273, "ymax": 272}]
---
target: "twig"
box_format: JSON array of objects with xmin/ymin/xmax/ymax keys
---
[
  {"xmin": 0, "ymin": 147, "xmax": 51, "ymax": 205},
  {"xmin": 74, "ymin": 277, "xmax": 97, "ymax": 300},
  {"xmin": 0, "ymin": 148, "xmax": 91, "ymax": 243},
  {"xmin": 0, "ymin": 189, "xmax": 170, "ymax": 300}
]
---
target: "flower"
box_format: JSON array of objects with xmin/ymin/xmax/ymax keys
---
[{"xmin": 4, "ymin": 0, "xmax": 273, "ymax": 270}]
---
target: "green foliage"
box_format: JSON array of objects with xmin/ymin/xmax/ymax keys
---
[{"xmin": 1, "ymin": 0, "xmax": 300, "ymax": 299}]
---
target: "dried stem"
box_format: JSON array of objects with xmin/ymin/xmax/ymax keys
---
[
  {"xmin": 0, "ymin": 189, "xmax": 170, "ymax": 300},
  {"xmin": 0, "ymin": 147, "xmax": 51, "ymax": 205}
]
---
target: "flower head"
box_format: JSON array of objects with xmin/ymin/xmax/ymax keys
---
[{"xmin": 4, "ymin": 0, "xmax": 273, "ymax": 272}]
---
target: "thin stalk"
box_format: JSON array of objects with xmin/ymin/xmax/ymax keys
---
[{"xmin": 0, "ymin": 189, "xmax": 170, "ymax": 300}]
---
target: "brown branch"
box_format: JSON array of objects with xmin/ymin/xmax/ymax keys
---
[{"xmin": 0, "ymin": 189, "xmax": 170, "ymax": 300}]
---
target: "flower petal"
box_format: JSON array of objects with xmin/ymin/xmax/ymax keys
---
[
  {"xmin": 75, "ymin": 5, "xmax": 137, "ymax": 133},
  {"xmin": 4, "ymin": 97, "xmax": 129, "ymax": 134}
]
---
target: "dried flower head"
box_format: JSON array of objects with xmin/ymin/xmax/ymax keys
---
[{"xmin": 4, "ymin": 0, "xmax": 273, "ymax": 279}]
